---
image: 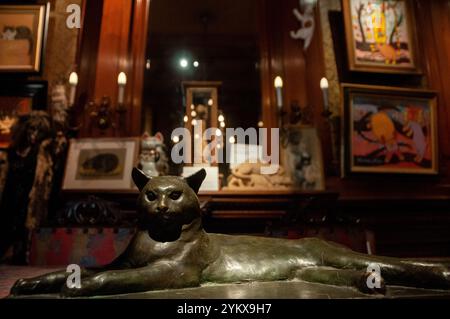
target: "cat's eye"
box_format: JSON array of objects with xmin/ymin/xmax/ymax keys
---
[
  {"xmin": 169, "ymin": 191, "xmax": 182, "ymax": 200},
  {"xmin": 146, "ymin": 191, "xmax": 157, "ymax": 201}
]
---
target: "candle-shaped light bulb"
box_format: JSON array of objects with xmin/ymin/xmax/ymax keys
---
[
  {"xmin": 68, "ymin": 72, "xmax": 78, "ymax": 106},
  {"xmin": 320, "ymin": 77, "xmax": 329, "ymax": 111},
  {"xmin": 274, "ymin": 76, "xmax": 283, "ymax": 110},
  {"xmin": 69, "ymin": 72, "xmax": 78, "ymax": 86},
  {"xmin": 320, "ymin": 77, "xmax": 329, "ymax": 90},
  {"xmin": 117, "ymin": 72, "xmax": 127, "ymax": 104},
  {"xmin": 274, "ymin": 76, "xmax": 283, "ymax": 89}
]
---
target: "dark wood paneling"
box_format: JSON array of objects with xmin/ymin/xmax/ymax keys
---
[
  {"xmin": 76, "ymin": 0, "xmax": 104, "ymax": 128},
  {"xmin": 77, "ymin": 0, "xmax": 149, "ymax": 137},
  {"xmin": 416, "ymin": 0, "xmax": 450, "ymax": 172},
  {"xmin": 128, "ymin": 0, "xmax": 150, "ymax": 137}
]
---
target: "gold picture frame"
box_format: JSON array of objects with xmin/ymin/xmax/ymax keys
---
[
  {"xmin": 0, "ymin": 4, "xmax": 50, "ymax": 73},
  {"xmin": 342, "ymin": 0, "xmax": 421, "ymax": 74},
  {"xmin": 341, "ymin": 84, "xmax": 438, "ymax": 176}
]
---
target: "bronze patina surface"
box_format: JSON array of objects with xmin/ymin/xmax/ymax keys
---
[{"xmin": 10, "ymin": 169, "xmax": 450, "ymax": 297}]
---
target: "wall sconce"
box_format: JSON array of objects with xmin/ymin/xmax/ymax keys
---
[
  {"xmin": 87, "ymin": 72, "xmax": 128, "ymax": 133},
  {"xmin": 68, "ymin": 72, "xmax": 78, "ymax": 107},
  {"xmin": 320, "ymin": 77, "xmax": 340, "ymax": 175},
  {"xmin": 66, "ymin": 71, "xmax": 82, "ymax": 137},
  {"xmin": 274, "ymin": 76, "xmax": 313, "ymax": 147}
]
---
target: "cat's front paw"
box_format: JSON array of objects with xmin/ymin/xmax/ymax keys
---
[
  {"xmin": 10, "ymin": 278, "xmax": 38, "ymax": 296},
  {"xmin": 10, "ymin": 279, "xmax": 27, "ymax": 296}
]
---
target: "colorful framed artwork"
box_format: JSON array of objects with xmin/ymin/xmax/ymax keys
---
[
  {"xmin": 283, "ymin": 126, "xmax": 326, "ymax": 191},
  {"xmin": 0, "ymin": 3, "xmax": 50, "ymax": 73},
  {"xmin": 0, "ymin": 80, "xmax": 48, "ymax": 149},
  {"xmin": 63, "ymin": 138, "xmax": 140, "ymax": 191},
  {"xmin": 341, "ymin": 84, "xmax": 438, "ymax": 176},
  {"xmin": 342, "ymin": 0, "xmax": 420, "ymax": 74}
]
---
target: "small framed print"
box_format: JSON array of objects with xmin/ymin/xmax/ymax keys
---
[
  {"xmin": 63, "ymin": 138, "xmax": 140, "ymax": 191},
  {"xmin": 342, "ymin": 84, "xmax": 438, "ymax": 176},
  {"xmin": 0, "ymin": 4, "xmax": 50, "ymax": 73},
  {"xmin": 342, "ymin": 0, "xmax": 421, "ymax": 74}
]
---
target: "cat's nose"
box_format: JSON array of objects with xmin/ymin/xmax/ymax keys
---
[{"xmin": 156, "ymin": 205, "xmax": 169, "ymax": 213}]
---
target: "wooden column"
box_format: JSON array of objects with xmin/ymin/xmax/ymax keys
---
[
  {"xmin": 128, "ymin": 0, "xmax": 150, "ymax": 137},
  {"xmin": 415, "ymin": 0, "xmax": 450, "ymax": 178},
  {"xmin": 259, "ymin": 0, "xmax": 327, "ymax": 164},
  {"xmin": 78, "ymin": 0, "xmax": 150, "ymax": 137}
]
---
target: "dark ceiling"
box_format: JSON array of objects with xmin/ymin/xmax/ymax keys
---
[{"xmin": 149, "ymin": 0, "xmax": 259, "ymax": 36}]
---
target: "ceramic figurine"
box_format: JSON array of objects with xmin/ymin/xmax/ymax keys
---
[{"xmin": 138, "ymin": 132, "xmax": 169, "ymax": 177}]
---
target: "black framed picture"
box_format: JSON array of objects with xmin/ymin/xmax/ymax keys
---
[{"xmin": 0, "ymin": 80, "xmax": 48, "ymax": 148}]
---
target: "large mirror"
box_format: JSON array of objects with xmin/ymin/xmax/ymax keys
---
[{"xmin": 142, "ymin": 0, "xmax": 263, "ymax": 141}]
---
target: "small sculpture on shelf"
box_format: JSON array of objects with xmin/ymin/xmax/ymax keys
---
[
  {"xmin": 138, "ymin": 132, "xmax": 169, "ymax": 177},
  {"xmin": 225, "ymin": 161, "xmax": 292, "ymax": 190}
]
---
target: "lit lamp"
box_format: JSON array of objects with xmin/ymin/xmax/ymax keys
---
[
  {"xmin": 68, "ymin": 72, "xmax": 78, "ymax": 106},
  {"xmin": 274, "ymin": 76, "xmax": 287, "ymax": 132},
  {"xmin": 274, "ymin": 76, "xmax": 284, "ymax": 111},
  {"xmin": 320, "ymin": 77, "xmax": 331, "ymax": 117},
  {"xmin": 218, "ymin": 113, "xmax": 226, "ymax": 129},
  {"xmin": 320, "ymin": 76, "xmax": 339, "ymax": 175},
  {"xmin": 117, "ymin": 72, "xmax": 127, "ymax": 107}
]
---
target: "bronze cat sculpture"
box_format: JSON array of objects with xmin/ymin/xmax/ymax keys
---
[{"xmin": 10, "ymin": 168, "xmax": 450, "ymax": 297}]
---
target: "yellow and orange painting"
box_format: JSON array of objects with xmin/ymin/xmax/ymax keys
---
[{"xmin": 349, "ymin": 93, "xmax": 437, "ymax": 174}]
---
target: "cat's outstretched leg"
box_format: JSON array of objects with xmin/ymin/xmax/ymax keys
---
[
  {"xmin": 301, "ymin": 238, "xmax": 450, "ymax": 290},
  {"xmin": 294, "ymin": 267, "xmax": 386, "ymax": 295},
  {"xmin": 10, "ymin": 269, "xmax": 98, "ymax": 296},
  {"xmin": 61, "ymin": 262, "xmax": 201, "ymax": 297}
]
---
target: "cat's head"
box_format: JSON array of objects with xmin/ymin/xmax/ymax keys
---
[
  {"xmin": 132, "ymin": 167, "xmax": 206, "ymax": 242},
  {"xmin": 141, "ymin": 132, "xmax": 165, "ymax": 150}
]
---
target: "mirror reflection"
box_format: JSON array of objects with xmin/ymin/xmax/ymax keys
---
[{"xmin": 143, "ymin": 0, "xmax": 262, "ymax": 140}]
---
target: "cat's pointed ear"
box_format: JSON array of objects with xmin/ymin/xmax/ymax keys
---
[
  {"xmin": 132, "ymin": 167, "xmax": 151, "ymax": 191},
  {"xmin": 155, "ymin": 132, "xmax": 164, "ymax": 142},
  {"xmin": 185, "ymin": 169, "xmax": 207, "ymax": 194}
]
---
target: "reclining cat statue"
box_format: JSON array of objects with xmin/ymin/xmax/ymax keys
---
[{"xmin": 10, "ymin": 168, "xmax": 450, "ymax": 297}]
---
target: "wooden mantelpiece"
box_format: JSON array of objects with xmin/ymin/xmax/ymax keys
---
[
  {"xmin": 57, "ymin": 188, "xmax": 450, "ymax": 257},
  {"xmin": 60, "ymin": 189, "xmax": 340, "ymax": 219},
  {"xmin": 198, "ymin": 190, "xmax": 338, "ymax": 218}
]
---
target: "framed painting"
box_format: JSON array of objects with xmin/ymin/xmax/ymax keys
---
[
  {"xmin": 63, "ymin": 138, "xmax": 140, "ymax": 191},
  {"xmin": 0, "ymin": 80, "xmax": 48, "ymax": 149},
  {"xmin": 283, "ymin": 126, "xmax": 326, "ymax": 191},
  {"xmin": 0, "ymin": 3, "xmax": 50, "ymax": 73},
  {"xmin": 341, "ymin": 84, "xmax": 438, "ymax": 176},
  {"xmin": 342, "ymin": 0, "xmax": 420, "ymax": 74}
]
